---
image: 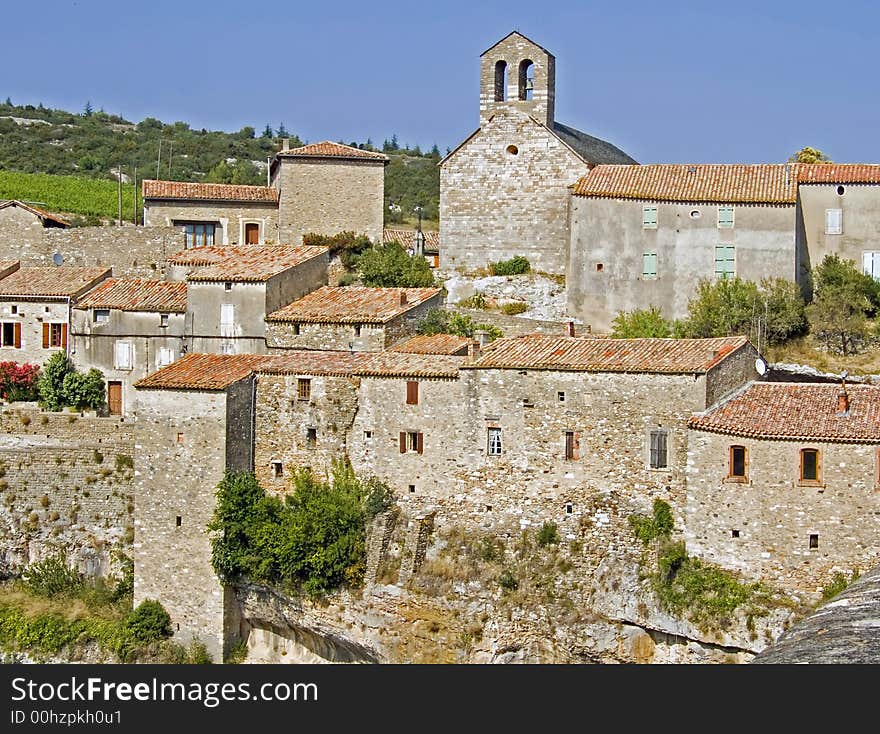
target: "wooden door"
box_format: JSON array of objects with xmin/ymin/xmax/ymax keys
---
[
  {"xmin": 108, "ymin": 381, "xmax": 122, "ymax": 415},
  {"xmin": 245, "ymin": 223, "xmax": 259, "ymax": 244}
]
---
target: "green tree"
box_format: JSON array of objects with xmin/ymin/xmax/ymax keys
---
[
  {"xmin": 61, "ymin": 368, "xmax": 106, "ymax": 410},
  {"xmin": 261, "ymin": 124, "xmax": 273, "ymax": 138},
  {"xmin": 356, "ymin": 242, "xmax": 436, "ymax": 288},
  {"xmin": 789, "ymin": 146, "xmax": 832, "ymax": 164},
  {"xmin": 83, "ymin": 101, "xmax": 93, "ymax": 117},
  {"xmin": 416, "ymin": 308, "xmax": 503, "ymax": 342},
  {"xmin": 38, "ymin": 352, "xmax": 74, "ymax": 411},
  {"xmin": 611, "ymin": 306, "xmax": 672, "ymax": 338},
  {"xmin": 806, "ymin": 255, "xmax": 878, "ymax": 354},
  {"xmin": 277, "ymin": 122, "xmax": 288, "ymax": 137},
  {"xmin": 238, "ymin": 126, "xmax": 255, "ymax": 139}
]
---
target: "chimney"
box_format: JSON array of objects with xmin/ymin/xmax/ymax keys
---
[
  {"xmin": 467, "ymin": 339, "xmax": 481, "ymax": 360},
  {"xmin": 566, "ymin": 320, "xmax": 575, "ymax": 337},
  {"xmin": 837, "ymin": 384, "xmax": 850, "ymax": 415},
  {"xmin": 399, "ymin": 289, "xmax": 407, "ymax": 306},
  {"xmin": 474, "ymin": 329, "xmax": 490, "ymax": 347},
  {"xmin": 282, "ymin": 138, "xmax": 290, "ymax": 151}
]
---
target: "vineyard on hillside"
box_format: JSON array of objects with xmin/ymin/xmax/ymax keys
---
[{"xmin": 0, "ymin": 170, "xmax": 136, "ymax": 221}]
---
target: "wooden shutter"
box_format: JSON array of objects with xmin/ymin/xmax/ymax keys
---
[
  {"xmin": 416, "ymin": 432, "xmax": 424, "ymax": 455},
  {"xmin": 13, "ymin": 322, "xmax": 21, "ymax": 349},
  {"xmin": 572, "ymin": 431, "xmax": 580, "ymax": 461},
  {"xmin": 61, "ymin": 324, "xmax": 68, "ymax": 349},
  {"xmin": 406, "ymin": 381, "xmax": 418, "ymax": 405},
  {"xmin": 399, "ymin": 432, "xmax": 406, "ymax": 454},
  {"xmin": 42, "ymin": 323, "xmax": 49, "ymax": 349}
]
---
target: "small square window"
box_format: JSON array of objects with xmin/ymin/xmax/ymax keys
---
[
  {"xmin": 44, "ymin": 306, "xmax": 50, "ymax": 313},
  {"xmin": 224, "ymin": 282, "xmax": 233, "ymax": 291},
  {"xmin": 306, "ymin": 427, "xmax": 317, "ymax": 448},
  {"xmin": 364, "ymin": 430, "xmax": 373, "ymax": 440},
  {"xmin": 557, "ymin": 391, "xmax": 565, "ymax": 403},
  {"xmin": 160, "ymin": 313, "xmax": 169, "ymax": 328},
  {"xmin": 354, "ymin": 324, "xmax": 362, "ymax": 337},
  {"xmin": 175, "ymin": 515, "xmax": 182, "ymax": 527},
  {"xmin": 809, "ymin": 534, "xmax": 819, "ymax": 549},
  {"xmin": 485, "ymin": 504, "xmax": 492, "ymax": 512},
  {"xmin": 10, "ymin": 305, "xmax": 17, "ymax": 315},
  {"xmin": 176, "ymin": 432, "xmax": 184, "ymax": 443},
  {"xmin": 732, "ymin": 529, "xmax": 740, "ymax": 538},
  {"xmin": 271, "ymin": 461, "xmax": 283, "ymax": 478},
  {"xmin": 293, "ymin": 323, "xmax": 300, "ymax": 335},
  {"xmin": 487, "ymin": 427, "xmax": 502, "ymax": 456},
  {"xmin": 409, "ymin": 484, "xmax": 416, "ymax": 493},
  {"xmin": 565, "ymin": 502, "xmax": 573, "ymax": 515},
  {"xmin": 93, "ymin": 309, "xmax": 110, "ymax": 324}
]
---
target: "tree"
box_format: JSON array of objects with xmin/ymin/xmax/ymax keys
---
[
  {"xmin": 38, "ymin": 352, "xmax": 74, "ymax": 411},
  {"xmin": 261, "ymin": 124, "xmax": 273, "ymax": 138},
  {"xmin": 416, "ymin": 308, "xmax": 503, "ymax": 342},
  {"xmin": 430, "ymin": 144, "xmax": 441, "ymax": 159},
  {"xmin": 238, "ymin": 126, "xmax": 255, "ymax": 139},
  {"xmin": 356, "ymin": 242, "xmax": 436, "ymax": 288},
  {"xmin": 61, "ymin": 368, "xmax": 106, "ymax": 410},
  {"xmin": 789, "ymin": 146, "xmax": 832, "ymax": 164},
  {"xmin": 611, "ymin": 306, "xmax": 672, "ymax": 338},
  {"xmin": 3, "ymin": 97, "xmax": 11, "ymax": 106},
  {"xmin": 277, "ymin": 122, "xmax": 288, "ymax": 137},
  {"xmin": 83, "ymin": 100, "xmax": 93, "ymax": 117}
]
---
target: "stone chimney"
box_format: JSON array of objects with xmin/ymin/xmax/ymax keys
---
[
  {"xmin": 399, "ymin": 289, "xmax": 407, "ymax": 306},
  {"xmin": 566, "ymin": 321, "xmax": 575, "ymax": 337},
  {"xmin": 837, "ymin": 385, "xmax": 850, "ymax": 415},
  {"xmin": 474, "ymin": 329, "xmax": 491, "ymax": 348},
  {"xmin": 467, "ymin": 339, "xmax": 481, "ymax": 360},
  {"xmin": 282, "ymin": 138, "xmax": 290, "ymax": 151}
]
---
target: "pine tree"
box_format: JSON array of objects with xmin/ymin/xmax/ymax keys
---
[
  {"xmin": 262, "ymin": 124, "xmax": 273, "ymax": 138},
  {"xmin": 277, "ymin": 122, "xmax": 288, "ymax": 137},
  {"xmin": 83, "ymin": 100, "xmax": 93, "ymax": 117}
]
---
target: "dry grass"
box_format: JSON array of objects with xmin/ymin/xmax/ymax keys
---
[
  {"xmin": 0, "ymin": 583, "xmax": 123, "ymax": 623},
  {"xmin": 765, "ymin": 336, "xmax": 880, "ymax": 376}
]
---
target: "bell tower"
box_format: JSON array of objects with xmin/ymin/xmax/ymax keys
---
[{"xmin": 479, "ymin": 31, "xmax": 556, "ymax": 127}]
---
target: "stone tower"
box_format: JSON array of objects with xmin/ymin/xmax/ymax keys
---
[{"xmin": 479, "ymin": 31, "xmax": 555, "ymax": 127}]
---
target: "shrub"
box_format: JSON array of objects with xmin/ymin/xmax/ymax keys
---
[
  {"xmin": 499, "ymin": 302, "xmax": 528, "ymax": 315},
  {"xmin": 356, "ymin": 242, "xmax": 436, "ymax": 288},
  {"xmin": 115, "ymin": 454, "xmax": 134, "ymax": 471},
  {"xmin": 38, "ymin": 352, "xmax": 73, "ymax": 411},
  {"xmin": 416, "ymin": 308, "xmax": 504, "ymax": 343},
  {"xmin": 489, "ymin": 256, "xmax": 531, "ymax": 276},
  {"xmin": 821, "ymin": 569, "xmax": 860, "ymax": 602},
  {"xmin": 0, "ymin": 361, "xmax": 40, "ymax": 402},
  {"xmin": 61, "ymin": 368, "xmax": 106, "ymax": 410},
  {"xmin": 629, "ymin": 499, "xmax": 675, "ymax": 546},
  {"xmin": 536, "ymin": 522, "xmax": 560, "ymax": 546},
  {"xmin": 20, "ymin": 554, "xmax": 84, "ymax": 598},
  {"xmin": 498, "ymin": 568, "xmax": 519, "ymax": 592},
  {"xmin": 363, "ymin": 478, "xmax": 395, "ymax": 519},
  {"xmin": 123, "ymin": 600, "xmax": 172, "ymax": 643},
  {"xmin": 611, "ymin": 306, "xmax": 672, "ymax": 338},
  {"xmin": 302, "ymin": 231, "xmax": 372, "ymax": 269},
  {"xmin": 458, "ymin": 293, "xmax": 487, "ymax": 309}
]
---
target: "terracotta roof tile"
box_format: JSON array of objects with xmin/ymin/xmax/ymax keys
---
[
  {"xmin": 383, "ymin": 228, "xmax": 440, "ymax": 254},
  {"xmin": 267, "ymin": 286, "xmax": 441, "ymax": 324},
  {"xmin": 255, "ymin": 351, "xmax": 370, "ymax": 377},
  {"xmin": 74, "ymin": 278, "xmax": 187, "ymax": 313},
  {"xmin": 275, "ymin": 141, "xmax": 388, "ymax": 161},
  {"xmin": 0, "ymin": 261, "xmax": 20, "ymax": 279},
  {"xmin": 468, "ymin": 335, "xmax": 749, "ymax": 373},
  {"xmin": 134, "ymin": 353, "xmax": 269, "ymax": 391},
  {"xmin": 795, "ymin": 164, "xmax": 880, "ymax": 185},
  {"xmin": 0, "ymin": 267, "xmax": 110, "ymax": 298},
  {"xmin": 167, "ymin": 245, "xmax": 328, "ymax": 282},
  {"xmin": 141, "ymin": 179, "xmax": 279, "ymax": 203},
  {"xmin": 688, "ymin": 382, "xmax": 880, "ymax": 443},
  {"xmin": 390, "ymin": 334, "xmax": 472, "ymax": 356},
  {"xmin": 0, "ymin": 200, "xmax": 71, "ymax": 226},
  {"xmin": 356, "ymin": 352, "xmax": 463, "ymax": 378},
  {"xmin": 573, "ymin": 164, "xmax": 800, "ymax": 204}
]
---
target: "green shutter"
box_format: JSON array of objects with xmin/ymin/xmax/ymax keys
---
[
  {"xmin": 642, "ymin": 206, "xmax": 657, "ymax": 228},
  {"xmin": 642, "ymin": 252, "xmax": 657, "ymax": 277},
  {"xmin": 718, "ymin": 206, "xmax": 734, "ymax": 228},
  {"xmin": 714, "ymin": 245, "xmax": 735, "ymax": 278}
]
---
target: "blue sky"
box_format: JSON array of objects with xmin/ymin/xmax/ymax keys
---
[{"xmin": 2, "ymin": 0, "xmax": 879, "ymax": 163}]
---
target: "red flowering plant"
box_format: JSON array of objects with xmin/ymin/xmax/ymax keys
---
[{"xmin": 0, "ymin": 361, "xmax": 41, "ymax": 402}]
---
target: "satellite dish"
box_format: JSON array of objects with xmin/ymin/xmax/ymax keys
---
[
  {"xmin": 52, "ymin": 253, "xmax": 64, "ymax": 266},
  {"xmin": 755, "ymin": 357, "xmax": 768, "ymax": 376}
]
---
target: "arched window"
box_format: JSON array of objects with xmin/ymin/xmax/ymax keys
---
[
  {"xmin": 519, "ymin": 59, "xmax": 534, "ymax": 100},
  {"xmin": 494, "ymin": 60, "xmax": 507, "ymax": 102}
]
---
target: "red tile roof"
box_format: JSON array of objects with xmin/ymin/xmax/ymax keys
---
[
  {"xmin": 267, "ymin": 286, "xmax": 441, "ymax": 324},
  {"xmin": 141, "ymin": 179, "xmax": 279, "ymax": 203},
  {"xmin": 573, "ymin": 164, "xmax": 800, "ymax": 204},
  {"xmin": 134, "ymin": 353, "xmax": 270, "ymax": 391},
  {"xmin": 275, "ymin": 141, "xmax": 388, "ymax": 161},
  {"xmin": 0, "ymin": 267, "xmax": 110, "ymax": 298},
  {"xmin": 389, "ymin": 333, "xmax": 473, "ymax": 356},
  {"xmin": 0, "ymin": 261, "xmax": 20, "ymax": 279},
  {"xmin": 0, "ymin": 200, "xmax": 71, "ymax": 226},
  {"xmin": 688, "ymin": 382, "xmax": 880, "ymax": 443},
  {"xmin": 383, "ymin": 228, "xmax": 440, "ymax": 254},
  {"xmin": 795, "ymin": 163, "xmax": 880, "ymax": 185},
  {"xmin": 357, "ymin": 352, "xmax": 463, "ymax": 378},
  {"xmin": 168, "ymin": 245, "xmax": 328, "ymax": 282},
  {"xmin": 74, "ymin": 278, "xmax": 187, "ymax": 313},
  {"xmin": 468, "ymin": 335, "xmax": 749, "ymax": 373},
  {"xmin": 255, "ymin": 351, "xmax": 370, "ymax": 377}
]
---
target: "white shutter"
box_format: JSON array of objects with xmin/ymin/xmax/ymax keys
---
[
  {"xmin": 114, "ymin": 341, "xmax": 132, "ymax": 370},
  {"xmin": 157, "ymin": 347, "xmax": 174, "ymax": 368},
  {"xmin": 220, "ymin": 303, "xmax": 234, "ymax": 337},
  {"xmin": 825, "ymin": 208, "xmax": 842, "ymax": 235}
]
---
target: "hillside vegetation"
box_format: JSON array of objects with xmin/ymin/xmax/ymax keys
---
[{"xmin": 0, "ymin": 99, "xmax": 439, "ymax": 227}]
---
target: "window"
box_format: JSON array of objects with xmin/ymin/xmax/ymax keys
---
[
  {"xmin": 306, "ymin": 427, "xmax": 317, "ymax": 448},
  {"xmin": 732, "ymin": 529, "xmax": 740, "ymax": 538},
  {"xmin": 406, "ymin": 381, "xmax": 419, "ymax": 405},
  {"xmin": 518, "ymin": 59, "xmax": 534, "ymax": 100},
  {"xmin": 10, "ymin": 305, "xmax": 17, "ymax": 315},
  {"xmin": 177, "ymin": 432, "xmax": 184, "ymax": 443},
  {"xmin": 863, "ymin": 252, "xmax": 880, "ymax": 281},
  {"xmin": 565, "ymin": 502, "xmax": 573, "ymax": 515},
  {"xmin": 292, "ymin": 323, "xmax": 301, "ymax": 336},
  {"xmin": 809, "ymin": 534, "xmax": 819, "ymax": 549},
  {"xmin": 642, "ymin": 206, "xmax": 658, "ymax": 229},
  {"xmin": 718, "ymin": 206, "xmax": 735, "ymax": 229},
  {"xmin": 0, "ymin": 322, "xmax": 20, "ymax": 348},
  {"xmin": 297, "ymin": 378, "xmax": 311, "ymax": 401},
  {"xmin": 160, "ymin": 313, "xmax": 169, "ymax": 328},
  {"xmin": 364, "ymin": 430, "xmax": 372, "ymax": 440},
  {"xmin": 557, "ymin": 391, "xmax": 565, "ymax": 403},
  {"xmin": 93, "ymin": 309, "xmax": 110, "ymax": 324},
  {"xmin": 182, "ymin": 222, "xmax": 215, "ymax": 248},
  {"xmin": 649, "ymin": 429, "xmax": 668, "ymax": 469},
  {"xmin": 494, "ymin": 60, "xmax": 507, "ymax": 102},
  {"xmin": 642, "ymin": 252, "xmax": 657, "ymax": 278},
  {"xmin": 271, "ymin": 461, "xmax": 283, "ymax": 479},
  {"xmin": 176, "ymin": 516, "xmax": 182, "ymax": 527},
  {"xmin": 244, "ymin": 222, "xmax": 260, "ymax": 245},
  {"xmin": 114, "ymin": 340, "xmax": 133, "ymax": 370},
  {"xmin": 800, "ymin": 448, "xmax": 821, "ymax": 483},
  {"xmin": 354, "ymin": 324, "xmax": 362, "ymax": 337},
  {"xmin": 487, "ymin": 427, "xmax": 502, "ymax": 456},
  {"xmin": 728, "ymin": 445, "xmax": 748, "ymax": 481},
  {"xmin": 409, "ymin": 484, "xmax": 416, "ymax": 493},
  {"xmin": 42, "ymin": 323, "xmax": 67, "ymax": 349},
  {"xmin": 220, "ymin": 303, "xmax": 234, "ymax": 338},
  {"xmin": 564, "ymin": 431, "xmax": 579, "ymax": 461},
  {"xmin": 714, "ymin": 245, "xmax": 735, "ymax": 279},
  {"xmin": 157, "ymin": 347, "xmax": 174, "ymax": 368},
  {"xmin": 825, "ymin": 208, "xmax": 842, "ymax": 235},
  {"xmin": 220, "ymin": 341, "xmax": 235, "ymax": 355},
  {"xmin": 399, "ymin": 431, "xmax": 423, "ymax": 454},
  {"xmin": 224, "ymin": 282, "xmax": 232, "ymax": 291}
]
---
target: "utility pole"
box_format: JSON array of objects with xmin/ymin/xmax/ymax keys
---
[
  {"xmin": 156, "ymin": 139, "xmax": 162, "ymax": 179},
  {"xmin": 117, "ymin": 166, "xmax": 122, "ymax": 226},
  {"xmin": 133, "ymin": 165, "xmax": 138, "ymax": 225},
  {"xmin": 167, "ymin": 141, "xmax": 173, "ymax": 178}
]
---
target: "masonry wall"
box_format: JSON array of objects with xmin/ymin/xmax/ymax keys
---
[
  {"xmin": 143, "ymin": 201, "xmax": 280, "ymax": 246},
  {"xmin": 263, "ymin": 253, "xmax": 329, "ymax": 315},
  {"xmin": 440, "ymin": 109, "xmax": 588, "ymax": 275},
  {"xmin": 0, "ymin": 405, "xmax": 133, "ymax": 578},
  {"xmin": 797, "ymin": 184, "xmax": 880, "ymax": 285},
  {"xmin": 71, "ymin": 309, "xmax": 187, "ymax": 413},
  {"xmin": 685, "ymin": 431, "xmax": 880, "ymax": 593},
  {"xmin": 567, "ymin": 198, "xmax": 797, "ymax": 332},
  {"xmin": 0, "ymin": 206, "xmax": 51, "ymax": 251},
  {"xmin": 253, "ymin": 373, "xmax": 359, "ymax": 492},
  {"xmin": 133, "ymin": 388, "xmax": 232, "ymax": 660},
  {"xmin": 705, "ymin": 343, "xmax": 761, "ymax": 407},
  {"xmin": 276, "ymin": 159, "xmax": 385, "ymax": 245},
  {"xmin": 480, "ymin": 34, "xmax": 555, "ymax": 127},
  {"xmin": 0, "ymin": 299, "xmax": 71, "ymax": 367},
  {"xmin": 187, "ymin": 281, "xmax": 267, "ymax": 355}
]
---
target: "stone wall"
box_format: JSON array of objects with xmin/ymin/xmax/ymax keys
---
[
  {"xmin": 276, "ymin": 159, "xmax": 385, "ymax": 245},
  {"xmin": 440, "ymin": 109, "xmax": 588, "ymax": 275},
  {"xmin": 143, "ymin": 201, "xmax": 279, "ymax": 246},
  {"xmin": 0, "ymin": 404, "xmax": 133, "ymax": 578},
  {"xmin": 0, "ymin": 205, "xmax": 52, "ymax": 252},
  {"xmin": 685, "ymin": 430, "xmax": 880, "ymax": 593},
  {"xmin": 0, "ymin": 300, "xmax": 72, "ymax": 367},
  {"xmin": 480, "ymin": 32, "xmax": 555, "ymax": 127}
]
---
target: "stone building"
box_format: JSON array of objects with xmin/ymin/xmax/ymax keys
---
[
  {"xmin": 265, "ymin": 286, "xmax": 442, "ymax": 352},
  {"xmin": 440, "ymin": 31, "xmax": 635, "ymax": 275},
  {"xmin": 0, "ymin": 265, "xmax": 111, "ymax": 366},
  {"xmin": 686, "ymin": 381, "xmax": 880, "ymax": 593},
  {"xmin": 141, "ymin": 180, "xmax": 280, "ymax": 247},
  {"xmin": 0, "ymin": 200, "xmax": 69, "ymax": 250},
  {"xmin": 272, "ymin": 141, "xmax": 388, "ymax": 245},
  {"xmin": 567, "ymin": 163, "xmax": 880, "ymax": 332},
  {"xmin": 72, "ymin": 278, "xmax": 188, "ymax": 414},
  {"xmin": 383, "ymin": 228, "xmax": 441, "ymax": 268},
  {"xmin": 165, "ymin": 245, "xmax": 329, "ymax": 355}
]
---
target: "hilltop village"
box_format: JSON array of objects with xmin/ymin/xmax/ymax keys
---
[{"xmin": 0, "ymin": 31, "xmax": 879, "ymax": 664}]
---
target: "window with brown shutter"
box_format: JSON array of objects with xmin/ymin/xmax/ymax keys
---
[
  {"xmin": 0, "ymin": 323, "xmax": 18, "ymax": 348},
  {"xmin": 406, "ymin": 381, "xmax": 419, "ymax": 405},
  {"xmin": 564, "ymin": 431, "xmax": 579, "ymax": 461},
  {"xmin": 13, "ymin": 322, "xmax": 20, "ymax": 349},
  {"xmin": 416, "ymin": 432, "xmax": 424, "ymax": 455},
  {"xmin": 401, "ymin": 431, "xmax": 422, "ymax": 454},
  {"xmin": 42, "ymin": 322, "xmax": 50, "ymax": 349},
  {"xmin": 399, "ymin": 432, "xmax": 406, "ymax": 454},
  {"xmin": 61, "ymin": 324, "xmax": 67, "ymax": 349}
]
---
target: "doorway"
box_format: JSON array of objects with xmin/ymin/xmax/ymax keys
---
[
  {"xmin": 244, "ymin": 223, "xmax": 260, "ymax": 244},
  {"xmin": 108, "ymin": 381, "xmax": 122, "ymax": 415}
]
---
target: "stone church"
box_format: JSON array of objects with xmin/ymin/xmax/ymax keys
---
[{"xmin": 440, "ymin": 31, "xmax": 636, "ymax": 275}]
